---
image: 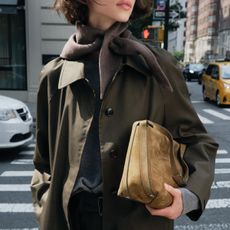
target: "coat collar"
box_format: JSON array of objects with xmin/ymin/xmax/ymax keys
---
[
  {"xmin": 58, "ymin": 55, "xmax": 150, "ymax": 89},
  {"xmin": 58, "ymin": 60, "xmax": 84, "ymax": 89}
]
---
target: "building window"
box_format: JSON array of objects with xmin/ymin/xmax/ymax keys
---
[
  {"xmin": 192, "ymin": 5, "xmax": 198, "ymax": 12},
  {"xmin": 191, "ymin": 24, "xmax": 197, "ymax": 31},
  {"xmin": 210, "ymin": 3, "xmax": 217, "ymax": 11},
  {"xmin": 208, "ymin": 15, "xmax": 216, "ymax": 22},
  {"xmin": 208, "ymin": 27, "xmax": 215, "ymax": 35},
  {"xmin": 207, "ymin": 39, "xmax": 212, "ymax": 45},
  {"xmin": 0, "ymin": 2, "xmax": 26, "ymax": 90}
]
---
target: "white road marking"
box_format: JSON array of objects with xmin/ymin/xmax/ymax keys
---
[
  {"xmin": 212, "ymin": 181, "xmax": 230, "ymax": 189},
  {"xmin": 0, "ymin": 184, "xmax": 30, "ymax": 191},
  {"xmin": 19, "ymin": 151, "xmax": 34, "ymax": 156},
  {"xmin": 206, "ymin": 199, "xmax": 230, "ymax": 209},
  {"xmin": 27, "ymin": 143, "xmax": 35, "ymax": 148},
  {"xmin": 215, "ymin": 168, "xmax": 230, "ymax": 174},
  {"xmin": 10, "ymin": 159, "xmax": 33, "ymax": 165},
  {"xmin": 217, "ymin": 149, "xmax": 228, "ymax": 154},
  {"xmin": 215, "ymin": 158, "xmax": 230, "ymax": 163},
  {"xmin": 224, "ymin": 108, "xmax": 230, "ymax": 113},
  {"xmin": 0, "ymin": 204, "xmax": 34, "ymax": 213},
  {"xmin": 0, "ymin": 229, "xmax": 38, "ymax": 230},
  {"xmin": 175, "ymin": 223, "xmax": 230, "ymax": 230},
  {"xmin": 191, "ymin": 100, "xmax": 203, "ymax": 104},
  {"xmin": 197, "ymin": 114, "xmax": 214, "ymax": 124},
  {"xmin": 203, "ymin": 109, "xmax": 230, "ymax": 120},
  {"xmin": 0, "ymin": 171, "xmax": 34, "ymax": 177}
]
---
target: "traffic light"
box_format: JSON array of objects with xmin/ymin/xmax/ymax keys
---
[
  {"xmin": 143, "ymin": 29, "xmax": 150, "ymax": 39},
  {"xmin": 157, "ymin": 27, "xmax": 164, "ymax": 42},
  {"xmin": 142, "ymin": 27, "xmax": 155, "ymax": 40},
  {"xmin": 142, "ymin": 26, "xmax": 164, "ymax": 43}
]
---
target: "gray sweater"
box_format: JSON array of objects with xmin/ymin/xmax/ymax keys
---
[{"xmin": 72, "ymin": 57, "xmax": 103, "ymax": 194}]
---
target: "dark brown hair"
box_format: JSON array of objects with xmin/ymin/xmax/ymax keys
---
[{"xmin": 53, "ymin": 0, "xmax": 153, "ymax": 25}]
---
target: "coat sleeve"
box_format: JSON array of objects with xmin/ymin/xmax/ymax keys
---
[
  {"xmin": 152, "ymin": 48, "xmax": 218, "ymax": 221},
  {"xmin": 30, "ymin": 67, "xmax": 51, "ymax": 220}
]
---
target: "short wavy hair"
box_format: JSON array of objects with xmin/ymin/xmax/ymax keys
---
[{"xmin": 53, "ymin": 0, "xmax": 153, "ymax": 25}]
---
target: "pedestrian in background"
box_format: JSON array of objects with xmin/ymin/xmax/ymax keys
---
[{"xmin": 31, "ymin": 0, "xmax": 218, "ymax": 229}]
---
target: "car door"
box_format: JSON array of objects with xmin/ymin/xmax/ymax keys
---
[
  {"xmin": 203, "ymin": 65, "xmax": 213, "ymax": 99},
  {"xmin": 209, "ymin": 65, "xmax": 219, "ymax": 100}
]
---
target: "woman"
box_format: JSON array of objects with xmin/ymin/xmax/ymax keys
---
[{"xmin": 31, "ymin": 0, "xmax": 218, "ymax": 229}]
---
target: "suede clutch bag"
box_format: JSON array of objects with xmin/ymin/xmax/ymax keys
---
[{"xmin": 117, "ymin": 120, "xmax": 189, "ymax": 209}]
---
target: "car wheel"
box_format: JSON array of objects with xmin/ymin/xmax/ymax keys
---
[
  {"xmin": 202, "ymin": 86, "xmax": 208, "ymax": 101},
  {"xmin": 216, "ymin": 91, "xmax": 222, "ymax": 107}
]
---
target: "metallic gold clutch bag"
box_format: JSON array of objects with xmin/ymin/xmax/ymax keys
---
[{"xmin": 117, "ymin": 120, "xmax": 189, "ymax": 209}]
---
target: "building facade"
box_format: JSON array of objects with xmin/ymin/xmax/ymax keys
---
[
  {"xmin": 0, "ymin": 0, "xmax": 74, "ymax": 102},
  {"xmin": 184, "ymin": 0, "xmax": 230, "ymax": 63},
  {"xmin": 184, "ymin": 0, "xmax": 199, "ymax": 62},
  {"xmin": 168, "ymin": 0, "xmax": 187, "ymax": 53},
  {"xmin": 218, "ymin": 0, "xmax": 230, "ymax": 58}
]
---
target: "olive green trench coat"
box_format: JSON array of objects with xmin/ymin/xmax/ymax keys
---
[{"xmin": 31, "ymin": 47, "xmax": 218, "ymax": 230}]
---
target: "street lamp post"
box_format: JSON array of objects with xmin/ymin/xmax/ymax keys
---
[{"xmin": 163, "ymin": 0, "xmax": 170, "ymax": 50}]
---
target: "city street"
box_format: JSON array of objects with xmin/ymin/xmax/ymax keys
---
[
  {"xmin": 0, "ymin": 81, "xmax": 229, "ymax": 229},
  {"xmin": 175, "ymin": 82, "xmax": 230, "ymax": 229}
]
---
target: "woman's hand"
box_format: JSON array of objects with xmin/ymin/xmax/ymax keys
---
[{"xmin": 145, "ymin": 183, "xmax": 183, "ymax": 220}]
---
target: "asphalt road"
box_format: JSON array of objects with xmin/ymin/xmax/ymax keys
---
[
  {"xmin": 175, "ymin": 81, "xmax": 230, "ymax": 229},
  {"xmin": 0, "ymin": 81, "xmax": 229, "ymax": 229}
]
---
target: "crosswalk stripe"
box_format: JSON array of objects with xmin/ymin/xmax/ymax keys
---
[
  {"xmin": 0, "ymin": 204, "xmax": 34, "ymax": 213},
  {"xmin": 175, "ymin": 223, "xmax": 230, "ymax": 230},
  {"xmin": 2, "ymin": 181, "xmax": 228, "ymax": 191},
  {"xmin": 0, "ymin": 229, "xmax": 38, "ymax": 230},
  {"xmin": 197, "ymin": 114, "xmax": 214, "ymax": 124},
  {"xmin": 191, "ymin": 100, "xmax": 203, "ymax": 104},
  {"xmin": 203, "ymin": 109, "xmax": 230, "ymax": 120},
  {"xmin": 19, "ymin": 151, "xmax": 34, "ymax": 156},
  {"xmin": 28, "ymin": 143, "xmax": 36, "ymax": 148},
  {"xmin": 216, "ymin": 158, "xmax": 230, "ymax": 163},
  {"xmin": 215, "ymin": 168, "xmax": 230, "ymax": 174},
  {"xmin": 0, "ymin": 171, "xmax": 34, "ymax": 177},
  {"xmin": 0, "ymin": 184, "xmax": 30, "ymax": 191},
  {"xmin": 224, "ymin": 108, "xmax": 230, "ymax": 113},
  {"xmin": 0, "ymin": 200, "xmax": 227, "ymax": 213},
  {"xmin": 10, "ymin": 159, "xmax": 33, "ymax": 165},
  {"xmin": 206, "ymin": 199, "xmax": 230, "ymax": 209},
  {"xmin": 212, "ymin": 181, "xmax": 230, "ymax": 189},
  {"xmin": 217, "ymin": 149, "xmax": 228, "ymax": 154}
]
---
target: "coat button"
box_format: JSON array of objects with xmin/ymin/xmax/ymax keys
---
[
  {"xmin": 109, "ymin": 149, "xmax": 118, "ymax": 159},
  {"xmin": 105, "ymin": 107, "xmax": 114, "ymax": 116}
]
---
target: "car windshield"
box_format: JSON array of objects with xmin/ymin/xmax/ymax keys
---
[
  {"xmin": 189, "ymin": 64, "xmax": 204, "ymax": 71},
  {"xmin": 221, "ymin": 65, "xmax": 230, "ymax": 79}
]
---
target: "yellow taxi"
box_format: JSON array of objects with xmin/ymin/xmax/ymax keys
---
[{"xmin": 202, "ymin": 61, "xmax": 230, "ymax": 106}]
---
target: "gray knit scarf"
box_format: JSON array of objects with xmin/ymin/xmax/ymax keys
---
[{"xmin": 60, "ymin": 22, "xmax": 173, "ymax": 99}]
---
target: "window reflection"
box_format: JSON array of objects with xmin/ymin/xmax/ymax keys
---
[{"xmin": 0, "ymin": 7, "xmax": 26, "ymax": 90}]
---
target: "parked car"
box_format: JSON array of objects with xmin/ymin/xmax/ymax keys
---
[
  {"xmin": 0, "ymin": 95, "xmax": 33, "ymax": 148},
  {"xmin": 183, "ymin": 63, "xmax": 205, "ymax": 82},
  {"xmin": 202, "ymin": 61, "xmax": 230, "ymax": 106}
]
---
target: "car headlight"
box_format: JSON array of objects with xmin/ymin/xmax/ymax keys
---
[
  {"xmin": 0, "ymin": 109, "xmax": 17, "ymax": 121},
  {"xmin": 224, "ymin": 83, "xmax": 230, "ymax": 89},
  {"xmin": 189, "ymin": 70, "xmax": 194, "ymax": 73}
]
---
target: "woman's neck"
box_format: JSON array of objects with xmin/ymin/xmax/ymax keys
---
[{"xmin": 88, "ymin": 14, "xmax": 116, "ymax": 31}]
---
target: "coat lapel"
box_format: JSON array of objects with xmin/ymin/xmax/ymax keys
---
[{"xmin": 58, "ymin": 60, "xmax": 85, "ymax": 89}]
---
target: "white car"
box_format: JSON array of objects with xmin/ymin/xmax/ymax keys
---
[{"xmin": 0, "ymin": 95, "xmax": 34, "ymax": 148}]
